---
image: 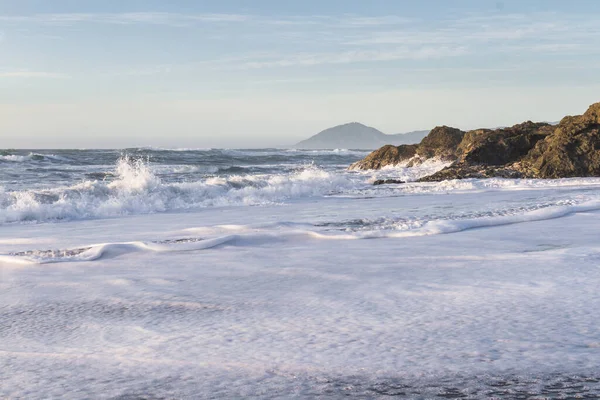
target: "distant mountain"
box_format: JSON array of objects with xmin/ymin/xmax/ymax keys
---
[{"xmin": 294, "ymin": 122, "xmax": 428, "ymax": 149}]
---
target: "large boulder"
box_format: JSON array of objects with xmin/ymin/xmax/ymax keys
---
[
  {"xmin": 348, "ymin": 144, "xmax": 417, "ymax": 170},
  {"xmin": 515, "ymin": 103, "xmax": 600, "ymax": 178},
  {"xmin": 458, "ymin": 122, "xmax": 553, "ymax": 165},
  {"xmin": 416, "ymin": 126, "xmax": 465, "ymax": 161},
  {"xmin": 419, "ymin": 121, "xmax": 553, "ymax": 181}
]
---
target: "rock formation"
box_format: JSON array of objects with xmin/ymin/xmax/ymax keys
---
[
  {"xmin": 516, "ymin": 103, "xmax": 600, "ymax": 178},
  {"xmin": 349, "ymin": 144, "xmax": 418, "ymax": 170},
  {"xmin": 349, "ymin": 126, "xmax": 464, "ymax": 170},
  {"xmin": 373, "ymin": 179, "xmax": 406, "ymax": 185},
  {"xmin": 349, "ymin": 102, "xmax": 600, "ymax": 182},
  {"xmin": 416, "ymin": 126, "xmax": 465, "ymax": 161},
  {"xmin": 421, "ymin": 122, "xmax": 553, "ymax": 181}
]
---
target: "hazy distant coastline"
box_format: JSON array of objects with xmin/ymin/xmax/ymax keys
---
[{"xmin": 290, "ymin": 122, "xmax": 429, "ymax": 149}]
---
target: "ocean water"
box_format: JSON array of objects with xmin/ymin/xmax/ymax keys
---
[
  {"xmin": 2, "ymin": 148, "xmax": 600, "ymax": 398},
  {"xmin": 2, "ymin": 147, "xmax": 600, "ymax": 227},
  {"xmin": 0, "ymin": 148, "xmax": 374, "ymax": 224}
]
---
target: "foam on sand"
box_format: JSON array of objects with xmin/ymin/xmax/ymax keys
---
[
  {"xmin": 390, "ymin": 199, "xmax": 600, "ymax": 237},
  {"xmin": 3, "ymin": 205, "xmax": 600, "ymax": 398},
  {"xmin": 3, "ymin": 174, "xmax": 600, "ymax": 398},
  {"xmin": 4, "ymin": 198, "xmax": 600, "ymax": 264}
]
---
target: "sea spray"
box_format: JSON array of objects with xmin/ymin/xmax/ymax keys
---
[
  {"xmin": 0, "ymin": 156, "xmax": 362, "ymax": 224},
  {"xmin": 110, "ymin": 155, "xmax": 161, "ymax": 194}
]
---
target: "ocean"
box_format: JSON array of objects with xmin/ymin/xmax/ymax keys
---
[
  {"xmin": 2, "ymin": 148, "xmax": 600, "ymax": 398},
  {"xmin": 0, "ymin": 148, "xmax": 374, "ymax": 224}
]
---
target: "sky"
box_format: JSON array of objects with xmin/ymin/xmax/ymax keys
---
[{"xmin": 1, "ymin": 0, "xmax": 600, "ymax": 148}]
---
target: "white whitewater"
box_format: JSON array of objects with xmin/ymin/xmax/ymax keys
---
[{"xmin": 2, "ymin": 149, "xmax": 600, "ymax": 398}]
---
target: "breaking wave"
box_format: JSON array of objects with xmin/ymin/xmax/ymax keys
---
[
  {"xmin": 0, "ymin": 152, "xmax": 70, "ymax": 163},
  {"xmin": 0, "ymin": 156, "xmax": 360, "ymax": 224}
]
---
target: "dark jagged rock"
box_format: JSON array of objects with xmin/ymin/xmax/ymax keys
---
[
  {"xmin": 349, "ymin": 144, "xmax": 417, "ymax": 170},
  {"xmin": 419, "ymin": 122, "xmax": 553, "ymax": 181},
  {"xmin": 373, "ymin": 179, "xmax": 406, "ymax": 185},
  {"xmin": 350, "ymin": 102, "xmax": 600, "ymax": 182},
  {"xmin": 516, "ymin": 103, "xmax": 600, "ymax": 178},
  {"xmin": 416, "ymin": 126, "xmax": 465, "ymax": 161},
  {"xmin": 418, "ymin": 162, "xmax": 524, "ymax": 182},
  {"xmin": 458, "ymin": 122, "xmax": 553, "ymax": 165}
]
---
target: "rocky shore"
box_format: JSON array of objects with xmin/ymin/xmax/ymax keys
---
[{"xmin": 350, "ymin": 102, "xmax": 600, "ymax": 182}]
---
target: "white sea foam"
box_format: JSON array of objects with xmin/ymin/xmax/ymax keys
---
[
  {"xmin": 0, "ymin": 152, "xmax": 70, "ymax": 163},
  {"xmin": 397, "ymin": 176, "xmax": 600, "ymax": 195},
  {"xmin": 346, "ymin": 158, "xmax": 452, "ymax": 185},
  {"xmin": 4, "ymin": 168, "xmax": 600, "ymax": 398},
  {"xmin": 383, "ymin": 199, "xmax": 600, "ymax": 237},
  {"xmin": 5, "ymin": 198, "xmax": 600, "ymax": 265},
  {"xmin": 0, "ymin": 154, "xmax": 32, "ymax": 162},
  {"xmin": 380, "ymin": 157, "xmax": 452, "ymax": 181}
]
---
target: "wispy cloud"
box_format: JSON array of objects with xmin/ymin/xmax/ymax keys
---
[
  {"xmin": 337, "ymin": 15, "xmax": 411, "ymax": 26},
  {"xmin": 3, "ymin": 9, "xmax": 599, "ymax": 78},
  {"xmin": 343, "ymin": 13, "xmax": 592, "ymax": 46},
  {"xmin": 0, "ymin": 11, "xmax": 414, "ymax": 24},
  {"xmin": 501, "ymin": 43, "xmax": 585, "ymax": 53},
  {"xmin": 0, "ymin": 11, "xmax": 416, "ymax": 30},
  {"xmin": 266, "ymin": 15, "xmax": 412, "ymax": 27},
  {"xmin": 235, "ymin": 46, "xmax": 468, "ymax": 69},
  {"xmin": 77, "ymin": 9, "xmax": 600, "ymax": 76},
  {"xmin": 0, "ymin": 12, "xmax": 250, "ymax": 26},
  {"xmin": 0, "ymin": 71, "xmax": 68, "ymax": 78}
]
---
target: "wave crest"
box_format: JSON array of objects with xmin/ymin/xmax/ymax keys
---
[
  {"xmin": 0, "ymin": 152, "xmax": 70, "ymax": 163},
  {"xmin": 0, "ymin": 156, "xmax": 359, "ymax": 224}
]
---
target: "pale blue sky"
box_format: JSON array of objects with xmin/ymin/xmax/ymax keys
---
[{"xmin": 1, "ymin": 0, "xmax": 600, "ymax": 148}]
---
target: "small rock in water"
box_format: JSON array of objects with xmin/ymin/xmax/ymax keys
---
[{"xmin": 373, "ymin": 179, "xmax": 405, "ymax": 185}]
